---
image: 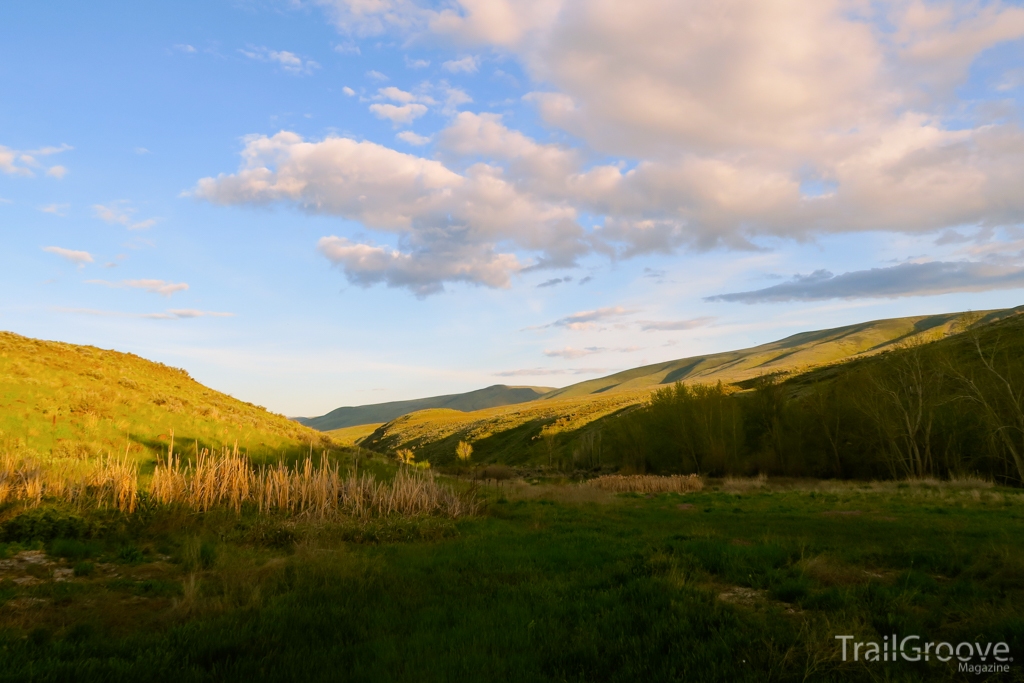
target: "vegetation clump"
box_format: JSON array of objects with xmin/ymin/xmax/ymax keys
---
[{"xmin": 586, "ymin": 474, "xmax": 704, "ymax": 493}]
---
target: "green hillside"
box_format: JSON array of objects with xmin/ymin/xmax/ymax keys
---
[
  {"xmin": 296, "ymin": 384, "xmax": 554, "ymax": 431},
  {"xmin": 543, "ymin": 307, "xmax": 1020, "ymax": 400},
  {"xmin": 0, "ymin": 331, "xmax": 333, "ymax": 465},
  {"xmin": 362, "ymin": 306, "xmax": 1022, "ymax": 469}
]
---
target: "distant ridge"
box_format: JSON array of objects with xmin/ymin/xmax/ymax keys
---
[
  {"xmin": 541, "ymin": 307, "xmax": 1022, "ymax": 400},
  {"xmin": 295, "ymin": 384, "xmax": 554, "ymax": 431}
]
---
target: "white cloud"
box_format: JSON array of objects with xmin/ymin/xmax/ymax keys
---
[
  {"xmin": 638, "ymin": 317, "xmax": 715, "ymax": 331},
  {"xmin": 543, "ymin": 346, "xmax": 640, "ymax": 359},
  {"xmin": 241, "ymin": 47, "xmax": 320, "ymax": 75},
  {"xmin": 706, "ymin": 261, "xmax": 1024, "ymax": 303},
  {"xmin": 39, "ymin": 203, "xmax": 69, "ymax": 216},
  {"xmin": 377, "ymin": 86, "xmax": 419, "ymax": 103},
  {"xmin": 173, "ymin": 44, "xmax": 196, "ymax": 53},
  {"xmin": 54, "ymin": 307, "xmax": 233, "ymax": 320},
  {"xmin": 317, "ymin": 236, "xmax": 521, "ymax": 296},
  {"xmin": 366, "ymin": 69, "xmax": 389, "ymax": 81},
  {"xmin": 42, "ymin": 246, "xmax": 93, "ymax": 266},
  {"xmin": 533, "ymin": 306, "xmax": 636, "ymax": 331},
  {"xmin": 194, "ymin": 131, "xmax": 589, "ymax": 293},
  {"xmin": 0, "ymin": 143, "xmax": 72, "ymax": 177},
  {"xmin": 369, "ymin": 102, "xmax": 428, "ymax": 125},
  {"xmin": 405, "ymin": 56, "xmax": 430, "ymax": 69},
  {"xmin": 334, "ymin": 42, "xmax": 361, "ymax": 55},
  {"xmin": 442, "ymin": 55, "xmax": 478, "ymax": 73},
  {"xmin": 86, "ymin": 279, "xmax": 190, "ymax": 297},
  {"xmin": 493, "ymin": 366, "xmax": 614, "ymax": 377},
  {"xmin": 342, "ymin": 86, "xmax": 356, "ymax": 96},
  {"xmin": 396, "ymin": 131, "xmax": 431, "ymax": 145},
  {"xmin": 305, "ymin": 0, "xmax": 1024, "ymax": 257},
  {"xmin": 93, "ymin": 201, "xmax": 158, "ymax": 230}
]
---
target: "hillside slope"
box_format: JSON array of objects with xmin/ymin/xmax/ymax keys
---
[
  {"xmin": 363, "ymin": 307, "xmax": 1021, "ymax": 467},
  {"xmin": 0, "ymin": 331, "xmax": 332, "ymax": 465},
  {"xmin": 296, "ymin": 384, "xmax": 554, "ymax": 431},
  {"xmin": 543, "ymin": 308, "xmax": 1017, "ymax": 400}
]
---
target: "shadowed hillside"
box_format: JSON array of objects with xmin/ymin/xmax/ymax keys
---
[
  {"xmin": 296, "ymin": 384, "xmax": 554, "ymax": 431},
  {"xmin": 0, "ymin": 331, "xmax": 333, "ymax": 465}
]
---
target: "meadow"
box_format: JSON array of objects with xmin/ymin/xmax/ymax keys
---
[
  {"xmin": 0, "ymin": 474, "xmax": 1021, "ymax": 682},
  {"xmin": 2, "ymin": 312, "xmax": 1024, "ymax": 681}
]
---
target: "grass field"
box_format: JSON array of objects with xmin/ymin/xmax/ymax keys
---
[{"xmin": 1, "ymin": 476, "xmax": 1021, "ymax": 682}]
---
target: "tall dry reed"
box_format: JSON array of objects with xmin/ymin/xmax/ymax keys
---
[{"xmin": 585, "ymin": 474, "xmax": 704, "ymax": 494}]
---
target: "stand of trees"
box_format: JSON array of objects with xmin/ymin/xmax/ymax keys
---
[{"xmin": 603, "ymin": 314, "xmax": 1024, "ymax": 485}]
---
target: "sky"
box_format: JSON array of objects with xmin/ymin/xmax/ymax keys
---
[{"xmin": 2, "ymin": 0, "xmax": 1024, "ymax": 417}]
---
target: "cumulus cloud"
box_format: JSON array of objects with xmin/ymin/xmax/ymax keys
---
[
  {"xmin": 396, "ymin": 131, "xmax": 431, "ymax": 145},
  {"xmin": 194, "ymin": 131, "xmax": 590, "ymax": 293},
  {"xmin": 369, "ymin": 103, "xmax": 428, "ymax": 125},
  {"xmin": 1, "ymin": 143, "xmax": 72, "ymax": 177},
  {"xmin": 42, "ymin": 246, "xmax": 93, "ymax": 266},
  {"xmin": 442, "ymin": 55, "xmax": 478, "ymax": 73},
  {"xmin": 93, "ymin": 201, "xmax": 158, "ymax": 230},
  {"xmin": 39, "ymin": 203, "xmax": 69, "ymax": 216},
  {"xmin": 705, "ymin": 261, "xmax": 1024, "ymax": 303},
  {"xmin": 317, "ymin": 1, "xmax": 1024, "ymax": 248},
  {"xmin": 85, "ymin": 279, "xmax": 190, "ymax": 297},
  {"xmin": 241, "ymin": 47, "xmax": 319, "ymax": 75},
  {"xmin": 317, "ymin": 235, "xmax": 520, "ymax": 296},
  {"xmin": 197, "ymin": 1, "xmax": 1024, "ymax": 297},
  {"xmin": 638, "ymin": 317, "xmax": 715, "ymax": 331}
]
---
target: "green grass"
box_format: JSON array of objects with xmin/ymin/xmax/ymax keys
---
[
  {"xmin": 0, "ymin": 479, "xmax": 1021, "ymax": 681},
  {"xmin": 0, "ymin": 331, "xmax": 335, "ymax": 467}
]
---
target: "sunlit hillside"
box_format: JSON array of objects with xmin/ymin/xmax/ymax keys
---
[
  {"xmin": 0, "ymin": 331, "xmax": 333, "ymax": 466},
  {"xmin": 542, "ymin": 307, "xmax": 1019, "ymax": 399},
  {"xmin": 363, "ymin": 307, "xmax": 1021, "ymax": 467}
]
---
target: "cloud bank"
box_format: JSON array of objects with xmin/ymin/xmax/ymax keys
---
[{"xmin": 706, "ymin": 261, "xmax": 1024, "ymax": 303}]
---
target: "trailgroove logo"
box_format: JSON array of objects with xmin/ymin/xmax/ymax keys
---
[{"xmin": 836, "ymin": 635, "xmax": 1013, "ymax": 673}]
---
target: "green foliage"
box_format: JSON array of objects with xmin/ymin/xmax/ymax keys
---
[
  {"xmin": 604, "ymin": 312, "xmax": 1024, "ymax": 483},
  {"xmin": 0, "ymin": 508, "xmax": 96, "ymax": 543}
]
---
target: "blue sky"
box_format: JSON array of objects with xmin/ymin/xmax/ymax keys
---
[{"xmin": 3, "ymin": 0, "xmax": 1024, "ymax": 417}]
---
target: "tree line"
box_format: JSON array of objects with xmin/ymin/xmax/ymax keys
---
[{"xmin": 601, "ymin": 314, "xmax": 1024, "ymax": 485}]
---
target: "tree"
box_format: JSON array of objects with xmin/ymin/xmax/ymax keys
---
[{"xmin": 456, "ymin": 440, "xmax": 473, "ymax": 461}]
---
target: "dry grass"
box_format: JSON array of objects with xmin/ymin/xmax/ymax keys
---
[
  {"xmin": 1, "ymin": 443, "xmax": 478, "ymax": 520},
  {"xmin": 151, "ymin": 445, "xmax": 479, "ymax": 519},
  {"xmin": 0, "ymin": 450, "xmax": 138, "ymax": 513},
  {"xmin": 722, "ymin": 473, "xmax": 769, "ymax": 492},
  {"xmin": 585, "ymin": 474, "xmax": 704, "ymax": 494}
]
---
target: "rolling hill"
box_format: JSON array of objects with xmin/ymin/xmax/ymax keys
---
[
  {"xmin": 542, "ymin": 308, "xmax": 1020, "ymax": 400},
  {"xmin": 361, "ymin": 306, "xmax": 1022, "ymax": 465},
  {"xmin": 295, "ymin": 384, "xmax": 554, "ymax": 431},
  {"xmin": 0, "ymin": 331, "xmax": 333, "ymax": 466}
]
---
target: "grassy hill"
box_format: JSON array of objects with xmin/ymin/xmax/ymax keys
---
[
  {"xmin": 542, "ymin": 308, "xmax": 1018, "ymax": 400},
  {"xmin": 296, "ymin": 384, "xmax": 554, "ymax": 431},
  {"xmin": 362, "ymin": 307, "xmax": 1021, "ymax": 469},
  {"xmin": 0, "ymin": 331, "xmax": 333, "ymax": 467}
]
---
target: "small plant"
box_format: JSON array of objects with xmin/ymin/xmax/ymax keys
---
[{"xmin": 73, "ymin": 561, "xmax": 95, "ymax": 577}]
